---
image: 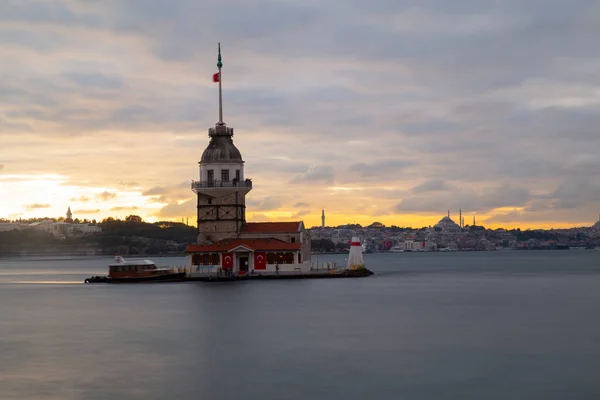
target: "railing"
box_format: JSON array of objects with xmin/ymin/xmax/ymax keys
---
[{"xmin": 191, "ymin": 179, "xmax": 252, "ymax": 190}]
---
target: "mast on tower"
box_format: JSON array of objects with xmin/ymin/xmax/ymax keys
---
[{"xmin": 217, "ymin": 42, "xmax": 224, "ymax": 125}]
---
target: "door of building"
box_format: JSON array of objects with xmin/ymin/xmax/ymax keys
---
[{"xmin": 239, "ymin": 256, "xmax": 249, "ymax": 273}]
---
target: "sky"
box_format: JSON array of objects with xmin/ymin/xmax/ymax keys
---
[{"xmin": 1, "ymin": 0, "xmax": 600, "ymax": 229}]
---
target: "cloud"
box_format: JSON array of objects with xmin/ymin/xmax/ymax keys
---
[
  {"xmin": 292, "ymin": 210, "xmax": 311, "ymax": 218},
  {"xmin": 0, "ymin": 164, "xmax": 4, "ymax": 172},
  {"xmin": 2, "ymin": 0, "xmax": 600, "ymax": 227},
  {"xmin": 396, "ymin": 183, "xmax": 533, "ymax": 214},
  {"xmin": 110, "ymin": 206, "xmax": 139, "ymax": 211},
  {"xmin": 25, "ymin": 203, "xmax": 51, "ymax": 211},
  {"xmin": 246, "ymin": 197, "xmax": 282, "ymax": 211},
  {"xmin": 293, "ymin": 202, "xmax": 309, "ymax": 208},
  {"xmin": 411, "ymin": 179, "xmax": 448, "ymax": 193},
  {"xmin": 154, "ymin": 200, "xmax": 195, "ymax": 218},
  {"xmin": 142, "ymin": 186, "xmax": 166, "ymax": 196},
  {"xmin": 291, "ymin": 165, "xmax": 334, "ymax": 184},
  {"xmin": 95, "ymin": 191, "xmax": 117, "ymax": 201},
  {"xmin": 248, "ymin": 213, "xmax": 272, "ymax": 222},
  {"xmin": 75, "ymin": 208, "xmax": 100, "ymax": 214},
  {"xmin": 69, "ymin": 196, "xmax": 90, "ymax": 202}
]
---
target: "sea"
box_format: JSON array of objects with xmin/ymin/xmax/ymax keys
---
[{"xmin": 1, "ymin": 250, "xmax": 600, "ymax": 400}]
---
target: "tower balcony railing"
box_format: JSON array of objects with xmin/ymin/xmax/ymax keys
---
[{"xmin": 192, "ymin": 179, "xmax": 252, "ymax": 190}]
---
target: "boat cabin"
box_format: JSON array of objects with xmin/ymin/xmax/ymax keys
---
[{"xmin": 108, "ymin": 257, "xmax": 172, "ymax": 278}]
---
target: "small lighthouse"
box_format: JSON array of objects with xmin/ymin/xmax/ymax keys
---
[{"xmin": 346, "ymin": 236, "xmax": 365, "ymax": 270}]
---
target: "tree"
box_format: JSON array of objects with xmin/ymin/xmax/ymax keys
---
[{"xmin": 125, "ymin": 215, "xmax": 143, "ymax": 223}]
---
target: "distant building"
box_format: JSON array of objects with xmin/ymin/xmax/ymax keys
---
[
  {"xmin": 434, "ymin": 211, "xmax": 462, "ymax": 234},
  {"xmin": 592, "ymin": 215, "xmax": 600, "ymax": 232}
]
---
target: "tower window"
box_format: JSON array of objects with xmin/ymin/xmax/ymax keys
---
[
  {"xmin": 221, "ymin": 169, "xmax": 229, "ymax": 182},
  {"xmin": 207, "ymin": 170, "xmax": 214, "ymax": 183},
  {"xmin": 291, "ymin": 237, "xmax": 296, "ymax": 243},
  {"xmin": 235, "ymin": 170, "xmax": 240, "ymax": 181}
]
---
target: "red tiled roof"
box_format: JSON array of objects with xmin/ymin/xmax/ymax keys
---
[
  {"xmin": 241, "ymin": 221, "xmax": 303, "ymax": 233},
  {"xmin": 186, "ymin": 238, "xmax": 301, "ymax": 253}
]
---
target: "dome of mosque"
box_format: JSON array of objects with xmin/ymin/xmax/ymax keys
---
[{"xmin": 434, "ymin": 216, "xmax": 461, "ymax": 233}]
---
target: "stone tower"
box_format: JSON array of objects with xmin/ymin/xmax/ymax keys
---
[
  {"xmin": 66, "ymin": 206, "xmax": 73, "ymax": 223},
  {"xmin": 191, "ymin": 44, "xmax": 252, "ymax": 244}
]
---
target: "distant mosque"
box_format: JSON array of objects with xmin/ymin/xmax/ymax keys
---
[
  {"xmin": 433, "ymin": 209, "xmax": 475, "ymax": 234},
  {"xmin": 185, "ymin": 44, "xmax": 311, "ymax": 275},
  {"xmin": 433, "ymin": 210, "xmax": 461, "ymax": 234}
]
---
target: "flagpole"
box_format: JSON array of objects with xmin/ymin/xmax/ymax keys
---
[{"xmin": 217, "ymin": 43, "xmax": 223, "ymax": 124}]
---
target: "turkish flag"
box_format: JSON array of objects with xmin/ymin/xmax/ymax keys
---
[
  {"xmin": 222, "ymin": 252, "xmax": 233, "ymax": 269},
  {"xmin": 213, "ymin": 72, "xmax": 220, "ymax": 82},
  {"xmin": 254, "ymin": 252, "xmax": 266, "ymax": 270}
]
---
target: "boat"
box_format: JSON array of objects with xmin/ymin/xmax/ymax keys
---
[
  {"xmin": 84, "ymin": 256, "xmax": 186, "ymax": 283},
  {"xmin": 389, "ymin": 245, "xmax": 404, "ymax": 253}
]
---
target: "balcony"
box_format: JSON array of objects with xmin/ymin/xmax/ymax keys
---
[{"xmin": 192, "ymin": 179, "xmax": 252, "ymax": 191}]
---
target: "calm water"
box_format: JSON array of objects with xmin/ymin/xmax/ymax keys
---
[{"xmin": 1, "ymin": 251, "xmax": 600, "ymax": 399}]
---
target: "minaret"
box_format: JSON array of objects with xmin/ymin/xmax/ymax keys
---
[
  {"xmin": 447, "ymin": 209, "xmax": 450, "ymax": 218},
  {"xmin": 191, "ymin": 43, "xmax": 252, "ymax": 244},
  {"xmin": 473, "ymin": 215, "xmax": 476, "ymax": 226},
  {"xmin": 66, "ymin": 206, "xmax": 73, "ymax": 223},
  {"xmin": 321, "ymin": 209, "xmax": 325, "ymax": 229},
  {"xmin": 459, "ymin": 208, "xmax": 462, "ymax": 228}
]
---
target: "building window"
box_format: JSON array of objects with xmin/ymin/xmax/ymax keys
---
[
  {"xmin": 221, "ymin": 169, "xmax": 229, "ymax": 182},
  {"xmin": 270, "ymin": 252, "xmax": 295, "ymax": 264},
  {"xmin": 298, "ymin": 253, "xmax": 302, "ymax": 263},
  {"xmin": 208, "ymin": 198, "xmax": 212, "ymax": 205},
  {"xmin": 235, "ymin": 170, "xmax": 240, "ymax": 181},
  {"xmin": 193, "ymin": 253, "xmax": 220, "ymax": 265},
  {"xmin": 291, "ymin": 237, "xmax": 295, "ymax": 243},
  {"xmin": 207, "ymin": 170, "xmax": 214, "ymax": 183}
]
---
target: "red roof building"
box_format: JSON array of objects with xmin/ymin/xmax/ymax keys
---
[{"xmin": 186, "ymin": 221, "xmax": 311, "ymax": 275}]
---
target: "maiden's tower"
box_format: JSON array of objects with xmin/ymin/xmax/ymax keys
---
[{"xmin": 186, "ymin": 44, "xmax": 311, "ymax": 275}]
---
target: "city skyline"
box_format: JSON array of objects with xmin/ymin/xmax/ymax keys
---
[{"xmin": 1, "ymin": 1, "xmax": 600, "ymax": 229}]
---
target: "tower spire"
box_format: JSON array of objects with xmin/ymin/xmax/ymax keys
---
[{"xmin": 217, "ymin": 42, "xmax": 224, "ymax": 125}]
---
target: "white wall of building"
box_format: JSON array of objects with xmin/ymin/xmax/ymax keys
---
[{"xmin": 199, "ymin": 162, "xmax": 245, "ymax": 182}]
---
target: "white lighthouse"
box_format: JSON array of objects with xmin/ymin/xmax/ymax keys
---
[
  {"xmin": 346, "ymin": 236, "xmax": 365, "ymax": 270},
  {"xmin": 191, "ymin": 43, "xmax": 252, "ymax": 244}
]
